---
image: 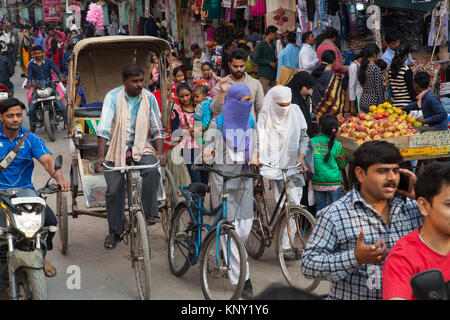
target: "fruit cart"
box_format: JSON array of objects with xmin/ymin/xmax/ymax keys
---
[
  {"xmin": 336, "ymin": 102, "xmax": 449, "ymax": 190},
  {"xmin": 338, "ymin": 129, "xmax": 449, "ymax": 190}
]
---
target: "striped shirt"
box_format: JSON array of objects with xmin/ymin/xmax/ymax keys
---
[
  {"xmin": 301, "ymin": 186, "xmax": 423, "ymax": 300},
  {"xmin": 97, "ymin": 86, "xmax": 164, "ymax": 146},
  {"xmin": 389, "ymin": 65, "xmax": 416, "ymax": 107}
]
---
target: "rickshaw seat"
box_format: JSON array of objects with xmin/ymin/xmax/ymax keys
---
[{"xmin": 74, "ymin": 107, "xmax": 103, "ymax": 118}]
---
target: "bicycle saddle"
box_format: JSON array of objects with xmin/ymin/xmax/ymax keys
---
[{"xmin": 188, "ymin": 183, "xmax": 210, "ymax": 198}]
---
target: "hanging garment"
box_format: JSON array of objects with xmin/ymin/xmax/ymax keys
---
[
  {"xmin": 235, "ymin": 0, "xmax": 248, "ymax": 9},
  {"xmin": 203, "ymin": 0, "xmax": 221, "ymax": 19},
  {"xmin": 266, "ymin": 0, "xmax": 296, "ymax": 12},
  {"xmin": 266, "ymin": 8, "xmax": 296, "ymax": 34},
  {"xmin": 298, "ymin": 0, "xmax": 312, "ymax": 33},
  {"xmin": 327, "ymin": 0, "xmax": 339, "ymax": 16},
  {"xmin": 206, "ymin": 27, "xmax": 217, "ymax": 48},
  {"xmin": 223, "ymin": 0, "xmax": 232, "ymax": 8},
  {"xmin": 250, "ymin": 0, "xmax": 266, "ymax": 16},
  {"xmin": 306, "ymin": 0, "xmax": 315, "ymax": 22},
  {"xmin": 149, "ymin": 16, "xmax": 159, "ymax": 37}
]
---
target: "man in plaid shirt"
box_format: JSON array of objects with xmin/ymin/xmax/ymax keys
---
[{"xmin": 301, "ymin": 141, "xmax": 423, "ymax": 299}]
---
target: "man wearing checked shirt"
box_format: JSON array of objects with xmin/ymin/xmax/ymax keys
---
[
  {"xmin": 94, "ymin": 63, "xmax": 166, "ymax": 250},
  {"xmin": 301, "ymin": 141, "xmax": 423, "ymax": 300}
]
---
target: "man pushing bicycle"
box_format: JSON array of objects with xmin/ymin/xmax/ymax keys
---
[{"xmin": 95, "ymin": 63, "xmax": 167, "ymax": 250}]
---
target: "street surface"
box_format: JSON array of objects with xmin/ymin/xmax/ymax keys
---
[{"xmin": 10, "ymin": 67, "xmax": 330, "ymax": 300}]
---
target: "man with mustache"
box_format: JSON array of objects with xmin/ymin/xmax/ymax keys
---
[
  {"xmin": 210, "ymin": 48, "xmax": 264, "ymax": 121},
  {"xmin": 95, "ymin": 63, "xmax": 167, "ymax": 250},
  {"xmin": 301, "ymin": 141, "xmax": 423, "ymax": 299}
]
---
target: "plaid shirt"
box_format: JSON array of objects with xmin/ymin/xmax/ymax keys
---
[{"xmin": 301, "ymin": 186, "xmax": 423, "ymax": 300}]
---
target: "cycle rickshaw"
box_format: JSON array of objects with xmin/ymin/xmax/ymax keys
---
[{"xmin": 57, "ymin": 36, "xmax": 178, "ymax": 300}]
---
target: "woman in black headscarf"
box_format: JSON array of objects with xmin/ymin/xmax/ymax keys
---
[
  {"xmin": 287, "ymin": 71, "xmax": 318, "ymax": 216},
  {"xmin": 287, "ymin": 71, "xmax": 316, "ymax": 138}
]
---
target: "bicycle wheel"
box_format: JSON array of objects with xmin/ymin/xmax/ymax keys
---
[
  {"xmin": 245, "ymin": 193, "xmax": 266, "ymax": 259},
  {"xmin": 131, "ymin": 210, "xmax": 151, "ymax": 300},
  {"xmin": 274, "ymin": 205, "xmax": 320, "ymax": 292},
  {"xmin": 168, "ymin": 203, "xmax": 194, "ymax": 277},
  {"xmin": 161, "ymin": 167, "xmax": 178, "ymax": 241},
  {"xmin": 200, "ymin": 226, "xmax": 247, "ymax": 300}
]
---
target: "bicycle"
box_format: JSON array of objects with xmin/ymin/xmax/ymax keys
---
[
  {"xmin": 168, "ymin": 165, "xmax": 261, "ymax": 300},
  {"xmin": 245, "ymin": 162, "xmax": 320, "ymax": 292},
  {"xmin": 103, "ymin": 159, "xmax": 160, "ymax": 300}
]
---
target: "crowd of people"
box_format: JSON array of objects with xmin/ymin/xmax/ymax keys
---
[{"xmin": 0, "ymin": 16, "xmax": 448, "ymax": 300}]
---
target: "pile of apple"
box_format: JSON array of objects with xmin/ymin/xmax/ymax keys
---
[{"xmin": 338, "ymin": 102, "xmax": 421, "ymax": 145}]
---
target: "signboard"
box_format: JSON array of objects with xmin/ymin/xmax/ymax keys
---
[
  {"xmin": 440, "ymin": 82, "xmax": 450, "ymax": 95},
  {"xmin": 42, "ymin": 0, "xmax": 62, "ymax": 22},
  {"xmin": 409, "ymin": 130, "xmax": 450, "ymax": 148}
]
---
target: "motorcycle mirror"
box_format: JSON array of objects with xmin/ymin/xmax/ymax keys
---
[
  {"xmin": 410, "ymin": 269, "xmax": 447, "ymax": 300},
  {"xmin": 54, "ymin": 155, "xmax": 63, "ymax": 171}
]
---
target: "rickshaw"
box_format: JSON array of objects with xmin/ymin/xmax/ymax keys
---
[{"xmin": 58, "ymin": 36, "xmax": 178, "ymax": 300}]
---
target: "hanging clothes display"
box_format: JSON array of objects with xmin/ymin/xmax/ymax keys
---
[
  {"xmin": 327, "ymin": 0, "xmax": 339, "ymax": 16},
  {"xmin": 250, "ymin": 0, "xmax": 266, "ymax": 16},
  {"xmin": 266, "ymin": 8, "xmax": 296, "ymax": 34},
  {"xmin": 266, "ymin": 0, "xmax": 296, "ymax": 12},
  {"xmin": 206, "ymin": 26, "xmax": 217, "ymax": 48},
  {"xmin": 306, "ymin": 0, "xmax": 315, "ymax": 22},
  {"xmin": 202, "ymin": 0, "xmax": 221, "ymax": 19},
  {"xmin": 190, "ymin": 20, "xmax": 205, "ymax": 49},
  {"xmin": 298, "ymin": 0, "xmax": 312, "ymax": 33},
  {"xmin": 169, "ymin": 0, "xmax": 178, "ymax": 41}
]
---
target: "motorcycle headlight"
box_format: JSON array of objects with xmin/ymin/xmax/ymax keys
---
[
  {"xmin": 36, "ymin": 88, "xmax": 53, "ymax": 98},
  {"xmin": 14, "ymin": 212, "xmax": 42, "ymax": 237},
  {"xmin": 11, "ymin": 197, "xmax": 45, "ymax": 237}
]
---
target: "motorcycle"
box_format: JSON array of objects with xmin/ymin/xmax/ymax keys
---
[
  {"xmin": 410, "ymin": 269, "xmax": 449, "ymax": 300},
  {"xmin": 0, "ymin": 155, "xmax": 63, "ymax": 300},
  {"xmin": 0, "ymin": 83, "xmax": 12, "ymax": 101},
  {"xmin": 28, "ymin": 78, "xmax": 65, "ymax": 142}
]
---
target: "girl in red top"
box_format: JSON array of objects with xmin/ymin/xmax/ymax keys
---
[{"xmin": 170, "ymin": 83, "xmax": 208, "ymax": 184}]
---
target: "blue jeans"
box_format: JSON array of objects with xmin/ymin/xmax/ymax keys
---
[
  {"xmin": 315, "ymin": 188, "xmax": 342, "ymax": 212},
  {"xmin": 29, "ymin": 80, "xmax": 66, "ymax": 130},
  {"xmin": 186, "ymin": 163, "xmax": 210, "ymax": 185}
]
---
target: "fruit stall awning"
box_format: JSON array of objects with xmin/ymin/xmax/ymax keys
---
[{"xmin": 375, "ymin": 0, "xmax": 439, "ymax": 12}]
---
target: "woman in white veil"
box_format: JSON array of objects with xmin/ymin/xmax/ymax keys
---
[{"xmin": 256, "ymin": 85, "xmax": 310, "ymax": 260}]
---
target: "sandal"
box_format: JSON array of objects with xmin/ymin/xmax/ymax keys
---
[
  {"xmin": 44, "ymin": 259, "xmax": 57, "ymax": 278},
  {"xmin": 104, "ymin": 234, "xmax": 120, "ymax": 250}
]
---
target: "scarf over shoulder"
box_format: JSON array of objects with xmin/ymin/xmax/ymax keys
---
[{"xmin": 105, "ymin": 87, "xmax": 156, "ymax": 167}]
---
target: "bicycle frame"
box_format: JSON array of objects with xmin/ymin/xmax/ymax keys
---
[
  {"xmin": 254, "ymin": 163, "xmax": 304, "ymax": 245},
  {"xmin": 178, "ymin": 184, "xmax": 232, "ymax": 267}
]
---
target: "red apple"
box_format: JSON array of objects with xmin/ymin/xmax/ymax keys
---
[
  {"xmin": 377, "ymin": 127, "xmax": 385, "ymax": 134},
  {"xmin": 358, "ymin": 112, "xmax": 366, "ymax": 120}
]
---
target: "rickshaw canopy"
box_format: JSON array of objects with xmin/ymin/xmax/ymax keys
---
[{"xmin": 67, "ymin": 36, "xmax": 171, "ymax": 132}]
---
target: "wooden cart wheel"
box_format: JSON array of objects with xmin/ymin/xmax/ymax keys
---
[
  {"xmin": 161, "ymin": 167, "xmax": 178, "ymax": 241},
  {"xmin": 56, "ymin": 192, "xmax": 68, "ymax": 255}
]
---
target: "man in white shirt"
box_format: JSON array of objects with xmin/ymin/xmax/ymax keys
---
[
  {"xmin": 299, "ymin": 32, "xmax": 319, "ymax": 74},
  {"xmin": 0, "ymin": 27, "xmax": 11, "ymax": 56}
]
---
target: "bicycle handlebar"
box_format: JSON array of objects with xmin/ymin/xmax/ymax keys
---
[
  {"xmin": 102, "ymin": 160, "xmax": 160, "ymax": 172},
  {"xmin": 192, "ymin": 165, "xmax": 261, "ymax": 180},
  {"xmin": 260, "ymin": 162, "xmax": 303, "ymax": 171}
]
